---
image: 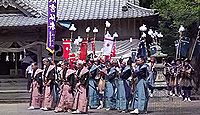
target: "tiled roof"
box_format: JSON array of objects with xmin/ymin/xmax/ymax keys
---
[
  {"xmin": 0, "ymin": 0, "xmax": 46, "ymax": 27},
  {"xmin": 31, "ymin": 0, "xmax": 155, "ymax": 20},
  {"xmin": 0, "ymin": 0, "xmax": 156, "ymax": 27},
  {"xmin": 0, "ymin": 15, "xmax": 46, "ymax": 27},
  {"xmin": 0, "ymin": 0, "xmax": 46, "ymax": 17}
]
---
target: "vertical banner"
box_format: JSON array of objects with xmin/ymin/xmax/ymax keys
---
[
  {"xmin": 137, "ymin": 41, "xmax": 147, "ymax": 58},
  {"xmin": 150, "ymin": 44, "xmax": 157, "ymax": 55},
  {"xmin": 79, "ymin": 40, "xmax": 88, "ymax": 61},
  {"xmin": 105, "ymin": 55, "xmax": 111, "ymax": 61},
  {"xmin": 91, "ymin": 38, "xmax": 95, "ymax": 55},
  {"xmin": 192, "ymin": 40, "xmax": 200, "ymax": 58},
  {"xmin": 110, "ymin": 40, "xmax": 116, "ymax": 57},
  {"xmin": 175, "ymin": 38, "xmax": 190, "ymax": 59},
  {"xmin": 47, "ymin": 0, "xmax": 57, "ymax": 53},
  {"xmin": 131, "ymin": 49, "xmax": 137, "ymax": 62},
  {"xmin": 62, "ymin": 39, "xmax": 71, "ymax": 60},
  {"xmin": 103, "ymin": 37, "xmax": 114, "ymax": 56},
  {"xmin": 69, "ymin": 53, "xmax": 76, "ymax": 62},
  {"xmin": 69, "ymin": 53, "xmax": 76, "ymax": 69}
]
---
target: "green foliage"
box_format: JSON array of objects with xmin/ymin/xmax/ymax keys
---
[
  {"xmin": 139, "ymin": 0, "xmax": 153, "ymax": 8},
  {"xmin": 152, "ymin": 0, "xmax": 199, "ymax": 27},
  {"xmin": 151, "ymin": 0, "xmax": 200, "ymax": 56}
]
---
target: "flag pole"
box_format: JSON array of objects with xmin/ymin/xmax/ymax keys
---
[
  {"xmin": 177, "ymin": 32, "xmax": 183, "ymax": 59},
  {"xmin": 52, "ymin": 52, "xmax": 55, "ymax": 65},
  {"xmin": 93, "ymin": 27, "xmax": 98, "ymax": 58},
  {"xmin": 104, "ymin": 21, "xmax": 111, "ymax": 61},
  {"xmin": 176, "ymin": 25, "xmax": 185, "ymax": 59},
  {"xmin": 93, "ymin": 33, "xmax": 96, "ymax": 57}
]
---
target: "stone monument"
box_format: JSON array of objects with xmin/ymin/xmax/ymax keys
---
[{"xmin": 151, "ymin": 45, "xmax": 168, "ymax": 89}]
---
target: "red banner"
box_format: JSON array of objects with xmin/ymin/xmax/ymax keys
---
[
  {"xmin": 69, "ymin": 53, "xmax": 76, "ymax": 69},
  {"xmin": 79, "ymin": 40, "xmax": 88, "ymax": 61},
  {"xmin": 69, "ymin": 53, "xmax": 76, "ymax": 62},
  {"xmin": 105, "ymin": 55, "xmax": 111, "ymax": 61},
  {"xmin": 110, "ymin": 41, "xmax": 116, "ymax": 57},
  {"xmin": 62, "ymin": 39, "xmax": 71, "ymax": 60}
]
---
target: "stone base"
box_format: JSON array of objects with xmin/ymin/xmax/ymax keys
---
[{"xmin": 154, "ymin": 81, "xmax": 167, "ymax": 89}]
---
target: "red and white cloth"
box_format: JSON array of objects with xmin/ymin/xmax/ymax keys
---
[
  {"xmin": 79, "ymin": 39, "xmax": 88, "ymax": 61},
  {"xmin": 110, "ymin": 40, "xmax": 116, "ymax": 57},
  {"xmin": 62, "ymin": 39, "xmax": 71, "ymax": 60},
  {"xmin": 103, "ymin": 36, "xmax": 114, "ymax": 56}
]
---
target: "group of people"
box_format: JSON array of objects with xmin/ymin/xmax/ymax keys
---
[
  {"xmin": 26, "ymin": 56, "xmax": 158, "ymax": 114},
  {"xmin": 164, "ymin": 58, "xmax": 194, "ymax": 101}
]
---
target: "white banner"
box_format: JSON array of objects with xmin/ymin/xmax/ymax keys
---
[{"xmin": 103, "ymin": 37, "xmax": 114, "ymax": 56}]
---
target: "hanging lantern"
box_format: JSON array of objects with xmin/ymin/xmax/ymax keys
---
[
  {"xmin": 13, "ymin": 53, "xmax": 15, "ymax": 62},
  {"xmin": 141, "ymin": 32, "xmax": 146, "ymax": 38},
  {"xmin": 130, "ymin": 37, "xmax": 133, "ymax": 43},
  {"xmin": 20, "ymin": 52, "xmax": 23, "ymax": 60},
  {"xmin": 6, "ymin": 53, "xmax": 9, "ymax": 61},
  {"xmin": 24, "ymin": 49, "xmax": 26, "ymax": 57}
]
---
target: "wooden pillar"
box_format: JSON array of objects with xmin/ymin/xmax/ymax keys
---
[
  {"xmin": 37, "ymin": 44, "xmax": 42, "ymax": 68},
  {"xmin": 14, "ymin": 52, "xmax": 18, "ymax": 76},
  {"xmin": 133, "ymin": 18, "xmax": 137, "ymax": 38},
  {"xmin": 37, "ymin": 29, "xmax": 43, "ymax": 68}
]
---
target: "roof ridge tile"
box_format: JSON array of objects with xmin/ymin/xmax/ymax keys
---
[{"xmin": 0, "ymin": 0, "xmax": 156, "ymax": 27}]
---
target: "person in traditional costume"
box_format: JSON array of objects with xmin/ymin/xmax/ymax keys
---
[
  {"xmin": 53, "ymin": 61, "xmax": 62, "ymax": 104},
  {"xmin": 72, "ymin": 64, "xmax": 89, "ymax": 114},
  {"xmin": 54, "ymin": 61, "xmax": 75, "ymax": 112},
  {"xmin": 163, "ymin": 58, "xmax": 173, "ymax": 95},
  {"xmin": 146, "ymin": 57, "xmax": 157, "ymax": 97},
  {"xmin": 96, "ymin": 63, "xmax": 106, "ymax": 110},
  {"xmin": 130, "ymin": 57, "xmax": 149, "ymax": 114},
  {"xmin": 25, "ymin": 63, "xmax": 33, "ymax": 92},
  {"xmin": 41, "ymin": 58, "xmax": 56, "ymax": 111},
  {"xmin": 179, "ymin": 59, "xmax": 194, "ymax": 101},
  {"xmin": 117, "ymin": 59, "xmax": 132, "ymax": 113},
  {"xmin": 55, "ymin": 61, "xmax": 63, "ymax": 84},
  {"xmin": 174, "ymin": 59, "xmax": 183, "ymax": 97},
  {"xmin": 104, "ymin": 61, "xmax": 117, "ymax": 111},
  {"xmin": 169, "ymin": 60, "xmax": 177, "ymax": 96},
  {"xmin": 28, "ymin": 62, "xmax": 43, "ymax": 110},
  {"xmin": 88, "ymin": 63, "xmax": 100, "ymax": 109}
]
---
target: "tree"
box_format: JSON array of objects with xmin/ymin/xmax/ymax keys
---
[
  {"xmin": 151, "ymin": 0, "xmax": 200, "ymax": 92},
  {"xmin": 151, "ymin": 0, "xmax": 199, "ymax": 56},
  {"xmin": 139, "ymin": 0, "xmax": 153, "ymax": 8},
  {"xmin": 140, "ymin": 0, "xmax": 200, "ymax": 92}
]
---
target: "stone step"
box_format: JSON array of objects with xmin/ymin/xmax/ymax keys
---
[
  {"xmin": 0, "ymin": 86, "xmax": 27, "ymax": 90},
  {"xmin": 0, "ymin": 99, "xmax": 30, "ymax": 104},
  {"xmin": 0, "ymin": 78, "xmax": 28, "ymax": 90},
  {"xmin": 0, "ymin": 78, "xmax": 27, "ymax": 83},
  {"xmin": 0, "ymin": 82, "xmax": 27, "ymax": 90},
  {"xmin": 0, "ymin": 91, "xmax": 30, "ymax": 98},
  {"xmin": 0, "ymin": 78, "xmax": 31, "ymax": 103},
  {"xmin": 0, "ymin": 89, "xmax": 28, "ymax": 93},
  {"xmin": 0, "ymin": 90, "xmax": 30, "ymax": 103},
  {"xmin": 0, "ymin": 87, "xmax": 27, "ymax": 92},
  {"xmin": 0, "ymin": 82, "xmax": 27, "ymax": 86}
]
